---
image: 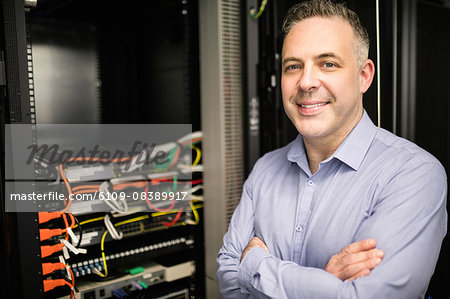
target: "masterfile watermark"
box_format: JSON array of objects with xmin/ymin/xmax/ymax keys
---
[
  {"xmin": 10, "ymin": 191, "xmax": 66, "ymax": 201},
  {"xmin": 5, "ymin": 124, "xmax": 193, "ymax": 212},
  {"xmin": 9, "ymin": 191, "xmax": 189, "ymax": 201},
  {"xmin": 27, "ymin": 141, "xmax": 170, "ymax": 170}
]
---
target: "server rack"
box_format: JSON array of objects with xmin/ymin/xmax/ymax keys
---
[{"xmin": 1, "ymin": 0, "xmax": 205, "ymax": 298}]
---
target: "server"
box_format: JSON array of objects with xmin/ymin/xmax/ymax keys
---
[{"xmin": 1, "ymin": 0, "xmax": 204, "ymax": 298}]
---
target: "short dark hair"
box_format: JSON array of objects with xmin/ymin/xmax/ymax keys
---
[{"xmin": 282, "ymin": 0, "xmax": 370, "ymax": 67}]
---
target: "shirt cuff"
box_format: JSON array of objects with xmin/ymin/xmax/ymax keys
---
[{"xmin": 237, "ymin": 247, "xmax": 271, "ymax": 293}]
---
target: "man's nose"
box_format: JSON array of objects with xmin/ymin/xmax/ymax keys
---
[{"xmin": 298, "ymin": 65, "xmax": 320, "ymax": 92}]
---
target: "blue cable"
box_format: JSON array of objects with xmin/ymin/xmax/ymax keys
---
[{"xmin": 111, "ymin": 288, "xmax": 128, "ymax": 298}]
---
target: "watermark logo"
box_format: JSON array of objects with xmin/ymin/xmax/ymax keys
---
[
  {"xmin": 5, "ymin": 124, "xmax": 194, "ymax": 212},
  {"xmin": 27, "ymin": 141, "xmax": 170, "ymax": 171}
]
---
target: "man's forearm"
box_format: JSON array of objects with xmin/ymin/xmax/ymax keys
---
[{"xmin": 241, "ymin": 236, "xmax": 384, "ymax": 282}]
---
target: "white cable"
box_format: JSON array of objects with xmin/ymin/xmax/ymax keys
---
[
  {"xmin": 118, "ymin": 131, "xmax": 202, "ymax": 180},
  {"xmin": 177, "ymin": 163, "xmax": 193, "ymax": 169},
  {"xmin": 66, "ymin": 227, "xmax": 79, "ymax": 245},
  {"xmin": 61, "ymin": 239, "xmax": 82, "ymax": 255},
  {"xmin": 104, "ymin": 215, "xmax": 123, "ymax": 240},
  {"xmin": 112, "ymin": 206, "xmax": 148, "ymax": 217},
  {"xmin": 188, "ymin": 184, "xmax": 203, "ymax": 194},
  {"xmin": 122, "ymin": 150, "xmax": 147, "ymax": 173},
  {"xmin": 62, "ymin": 245, "xmax": 70, "ymax": 259},
  {"xmin": 177, "ymin": 131, "xmax": 203, "ymax": 144},
  {"xmin": 191, "ymin": 165, "xmax": 204, "ymax": 173},
  {"xmin": 105, "ymin": 215, "xmax": 121, "ymax": 239},
  {"xmin": 121, "ymin": 142, "xmax": 178, "ymax": 173},
  {"xmin": 117, "ymin": 192, "xmax": 128, "ymax": 213},
  {"xmin": 153, "ymin": 142, "xmax": 178, "ymax": 153},
  {"xmin": 185, "ymin": 219, "xmax": 198, "ymax": 225},
  {"xmin": 180, "ymin": 165, "xmax": 204, "ymax": 174},
  {"xmin": 50, "ymin": 166, "xmax": 61, "ymax": 185},
  {"xmin": 110, "ymin": 175, "xmax": 148, "ymax": 184},
  {"xmin": 191, "ymin": 195, "xmax": 204, "ymax": 201},
  {"xmin": 105, "ymin": 217, "xmax": 119, "ymax": 240},
  {"xmin": 147, "ymin": 171, "xmax": 179, "ymax": 179},
  {"xmin": 58, "ymin": 255, "xmax": 75, "ymax": 283},
  {"xmin": 99, "ymin": 182, "xmax": 121, "ymax": 213},
  {"xmin": 104, "ymin": 214, "xmax": 123, "ymax": 240},
  {"xmin": 376, "ymin": 0, "xmax": 381, "ymax": 127},
  {"xmin": 99, "ymin": 182, "xmax": 128, "ymax": 214}
]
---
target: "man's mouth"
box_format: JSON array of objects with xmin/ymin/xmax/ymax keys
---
[
  {"xmin": 299, "ymin": 102, "xmax": 329, "ymax": 108},
  {"xmin": 295, "ymin": 101, "xmax": 330, "ymax": 115}
]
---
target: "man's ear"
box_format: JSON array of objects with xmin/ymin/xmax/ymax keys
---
[{"xmin": 360, "ymin": 59, "xmax": 375, "ymax": 94}]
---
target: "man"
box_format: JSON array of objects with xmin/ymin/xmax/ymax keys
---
[{"xmin": 216, "ymin": 0, "xmax": 448, "ymax": 298}]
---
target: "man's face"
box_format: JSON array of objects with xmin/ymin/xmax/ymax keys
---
[{"xmin": 281, "ymin": 16, "xmax": 373, "ymax": 142}]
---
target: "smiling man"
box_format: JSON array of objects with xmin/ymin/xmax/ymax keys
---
[{"xmin": 216, "ymin": 0, "xmax": 447, "ymax": 298}]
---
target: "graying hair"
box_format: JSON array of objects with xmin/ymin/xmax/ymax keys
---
[{"xmin": 282, "ymin": 0, "xmax": 369, "ymax": 68}]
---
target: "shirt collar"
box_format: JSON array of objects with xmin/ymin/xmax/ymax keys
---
[
  {"xmin": 287, "ymin": 134, "xmax": 309, "ymax": 173},
  {"xmin": 333, "ymin": 110, "xmax": 377, "ymax": 170},
  {"xmin": 287, "ymin": 110, "xmax": 377, "ymax": 172}
]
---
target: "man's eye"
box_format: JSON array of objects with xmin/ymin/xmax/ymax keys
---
[
  {"xmin": 324, "ymin": 62, "xmax": 336, "ymax": 68},
  {"xmin": 286, "ymin": 65, "xmax": 299, "ymax": 71}
]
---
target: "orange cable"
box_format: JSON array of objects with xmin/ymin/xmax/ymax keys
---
[
  {"xmin": 144, "ymin": 181, "xmax": 176, "ymax": 212},
  {"xmin": 66, "ymin": 157, "xmax": 108, "ymax": 163},
  {"xmin": 38, "ymin": 212, "xmax": 62, "ymax": 224},
  {"xmin": 41, "ymin": 243, "xmax": 65, "ymax": 258},
  {"xmin": 42, "ymin": 262, "xmax": 66, "ymax": 276},
  {"xmin": 39, "ymin": 228, "xmax": 66, "ymax": 242},
  {"xmin": 59, "ymin": 164, "xmax": 73, "ymax": 214},
  {"xmin": 182, "ymin": 137, "xmax": 202, "ymax": 146},
  {"xmin": 163, "ymin": 208, "xmax": 183, "ymax": 227},
  {"xmin": 72, "ymin": 185, "xmax": 100, "ymax": 192},
  {"xmin": 113, "ymin": 181, "xmax": 147, "ymax": 190},
  {"xmin": 73, "ymin": 189, "xmax": 99, "ymax": 194},
  {"xmin": 43, "ymin": 279, "xmax": 73, "ymax": 292}
]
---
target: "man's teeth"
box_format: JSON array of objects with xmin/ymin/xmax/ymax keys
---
[{"xmin": 300, "ymin": 103, "xmax": 328, "ymax": 108}]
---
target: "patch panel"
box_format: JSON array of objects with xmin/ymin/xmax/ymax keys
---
[
  {"xmin": 73, "ymin": 212, "xmax": 194, "ymax": 248},
  {"xmin": 70, "ymin": 237, "xmax": 193, "ymax": 278},
  {"xmin": 58, "ymin": 260, "xmax": 195, "ymax": 299}
]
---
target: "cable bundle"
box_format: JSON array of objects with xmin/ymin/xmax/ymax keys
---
[{"xmin": 39, "ymin": 131, "xmax": 204, "ymax": 288}]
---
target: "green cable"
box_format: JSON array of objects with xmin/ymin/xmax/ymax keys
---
[
  {"xmin": 172, "ymin": 176, "xmax": 177, "ymax": 192},
  {"xmin": 250, "ymin": 0, "xmax": 268, "ymax": 19},
  {"xmin": 156, "ymin": 146, "xmax": 177, "ymax": 170}
]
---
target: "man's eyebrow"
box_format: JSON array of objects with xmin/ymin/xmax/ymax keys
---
[
  {"xmin": 282, "ymin": 53, "xmax": 344, "ymax": 66},
  {"xmin": 281, "ymin": 57, "xmax": 302, "ymax": 66},
  {"xmin": 316, "ymin": 53, "xmax": 343, "ymax": 61}
]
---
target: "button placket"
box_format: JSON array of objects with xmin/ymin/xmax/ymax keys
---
[{"xmin": 293, "ymin": 177, "xmax": 316, "ymax": 262}]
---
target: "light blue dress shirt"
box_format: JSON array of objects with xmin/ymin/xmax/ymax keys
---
[{"xmin": 217, "ymin": 111, "xmax": 447, "ymax": 299}]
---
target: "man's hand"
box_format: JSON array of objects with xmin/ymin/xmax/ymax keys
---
[
  {"xmin": 325, "ymin": 239, "xmax": 384, "ymax": 281},
  {"xmin": 241, "ymin": 236, "xmax": 270, "ymax": 262}
]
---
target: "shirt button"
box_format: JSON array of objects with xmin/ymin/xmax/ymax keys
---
[
  {"xmin": 296, "ymin": 225, "xmax": 303, "ymax": 232},
  {"xmin": 307, "ymin": 180, "xmax": 314, "ymax": 186}
]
